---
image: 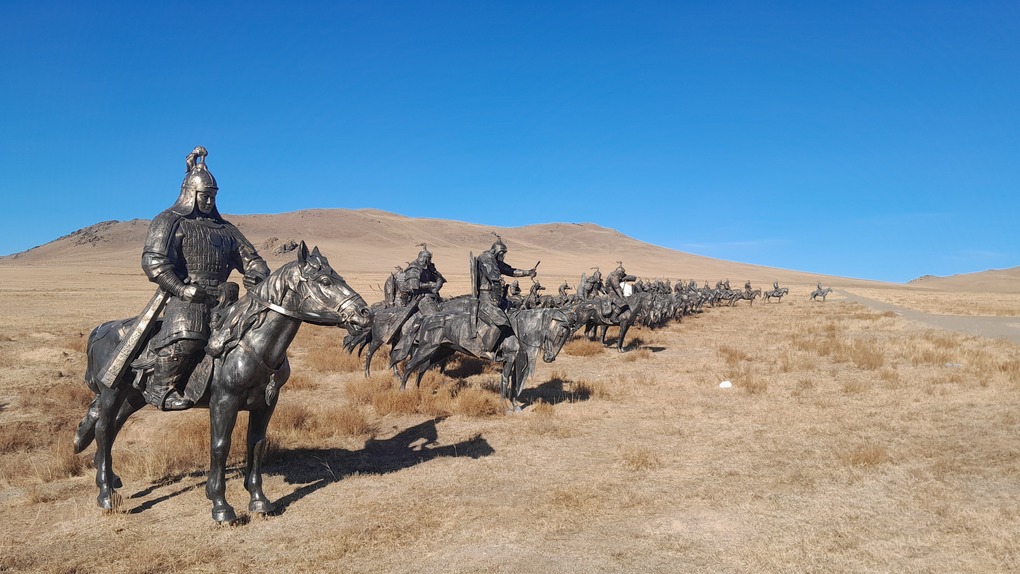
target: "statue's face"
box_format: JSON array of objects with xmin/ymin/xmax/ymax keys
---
[{"xmin": 196, "ymin": 188, "xmax": 217, "ymax": 214}]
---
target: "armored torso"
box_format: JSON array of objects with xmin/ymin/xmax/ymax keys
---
[
  {"xmin": 144, "ymin": 210, "xmax": 266, "ymax": 348},
  {"xmin": 177, "ymin": 217, "xmax": 242, "ymax": 289}
]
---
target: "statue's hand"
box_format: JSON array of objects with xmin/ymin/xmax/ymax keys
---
[
  {"xmin": 243, "ymin": 273, "xmax": 263, "ymax": 290},
  {"xmin": 182, "ymin": 285, "xmax": 205, "ymax": 303},
  {"xmin": 528, "ymin": 268, "xmax": 538, "ymax": 278}
]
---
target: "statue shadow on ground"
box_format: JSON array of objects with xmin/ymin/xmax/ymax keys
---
[
  {"xmin": 518, "ymin": 376, "xmax": 594, "ymax": 407},
  {"xmin": 442, "ymin": 356, "xmax": 490, "ymax": 378},
  {"xmin": 269, "ymin": 418, "xmax": 493, "ymax": 515},
  {"xmin": 612, "ymin": 336, "xmax": 666, "ymax": 353},
  {"xmin": 125, "ymin": 418, "xmax": 493, "ymax": 516}
]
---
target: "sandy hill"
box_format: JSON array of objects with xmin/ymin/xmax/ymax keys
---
[
  {"xmin": 908, "ymin": 267, "xmax": 1020, "ymax": 294},
  {"xmin": 0, "ymin": 208, "xmax": 907, "ymax": 294}
]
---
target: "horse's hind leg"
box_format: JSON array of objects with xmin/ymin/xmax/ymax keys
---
[
  {"xmin": 106, "ymin": 392, "xmax": 146, "ymax": 489},
  {"xmin": 245, "ymin": 402, "xmax": 278, "ymax": 516},
  {"xmin": 93, "ymin": 389, "xmax": 128, "ymax": 511}
]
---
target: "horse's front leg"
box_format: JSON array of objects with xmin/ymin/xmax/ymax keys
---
[
  {"xmin": 207, "ymin": 388, "xmax": 241, "ymax": 524},
  {"xmin": 245, "ymin": 401, "xmax": 277, "ymax": 516},
  {"xmin": 617, "ymin": 313, "xmax": 634, "ymax": 352}
]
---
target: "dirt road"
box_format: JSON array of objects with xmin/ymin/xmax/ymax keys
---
[{"xmin": 839, "ymin": 289, "xmax": 1020, "ymax": 344}]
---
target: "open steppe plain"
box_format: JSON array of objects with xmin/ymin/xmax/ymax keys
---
[{"xmin": 1, "ymin": 209, "xmax": 1018, "ymax": 573}]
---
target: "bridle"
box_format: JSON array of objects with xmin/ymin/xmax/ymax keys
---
[{"xmin": 248, "ymin": 267, "xmax": 363, "ymax": 326}]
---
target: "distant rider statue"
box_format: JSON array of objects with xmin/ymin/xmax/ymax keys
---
[
  {"xmin": 558, "ymin": 280, "xmax": 572, "ymax": 304},
  {"xmin": 395, "ymin": 244, "xmax": 446, "ymax": 314},
  {"xmin": 604, "ymin": 262, "xmax": 637, "ymax": 320},
  {"xmin": 472, "ymin": 234, "xmax": 537, "ymax": 357},
  {"xmin": 580, "ymin": 267, "xmax": 603, "ymax": 300},
  {"xmin": 140, "ymin": 146, "xmax": 269, "ymax": 410}
]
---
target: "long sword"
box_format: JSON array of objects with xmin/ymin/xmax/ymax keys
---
[{"xmin": 96, "ymin": 289, "xmax": 169, "ymax": 388}]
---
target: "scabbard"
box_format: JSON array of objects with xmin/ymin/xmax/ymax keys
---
[{"xmin": 97, "ymin": 288, "xmax": 170, "ymax": 388}]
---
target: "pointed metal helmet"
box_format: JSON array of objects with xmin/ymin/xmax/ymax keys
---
[
  {"xmin": 169, "ymin": 146, "xmax": 221, "ymax": 217},
  {"xmin": 416, "ymin": 242, "xmax": 432, "ymax": 262},
  {"xmin": 490, "ymin": 232, "xmax": 507, "ymax": 254}
]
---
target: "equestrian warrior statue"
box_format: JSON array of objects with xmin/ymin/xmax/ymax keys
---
[
  {"xmin": 558, "ymin": 280, "xmax": 572, "ymax": 298},
  {"xmin": 395, "ymin": 244, "xmax": 446, "ymax": 313},
  {"xmin": 604, "ymin": 262, "xmax": 637, "ymax": 320},
  {"xmin": 140, "ymin": 146, "xmax": 270, "ymax": 410},
  {"xmin": 579, "ymin": 267, "xmax": 604, "ymax": 300},
  {"xmin": 472, "ymin": 234, "xmax": 537, "ymax": 356}
]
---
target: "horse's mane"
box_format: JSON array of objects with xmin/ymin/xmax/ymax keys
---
[{"xmin": 208, "ymin": 260, "xmax": 303, "ymax": 355}]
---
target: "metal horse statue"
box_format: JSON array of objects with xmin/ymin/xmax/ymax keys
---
[
  {"xmin": 397, "ymin": 307, "xmax": 582, "ymax": 411},
  {"xmin": 74, "ymin": 243, "xmax": 372, "ymax": 523},
  {"xmin": 763, "ymin": 287, "xmax": 789, "ymax": 302},
  {"xmin": 810, "ymin": 286, "xmax": 833, "ymax": 301}
]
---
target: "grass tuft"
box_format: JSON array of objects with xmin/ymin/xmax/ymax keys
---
[{"xmin": 562, "ymin": 338, "xmax": 604, "ymax": 357}]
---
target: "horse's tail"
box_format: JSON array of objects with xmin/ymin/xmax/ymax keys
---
[
  {"xmin": 73, "ymin": 395, "xmax": 100, "ymax": 454},
  {"xmin": 75, "ymin": 320, "xmax": 122, "ymax": 453}
]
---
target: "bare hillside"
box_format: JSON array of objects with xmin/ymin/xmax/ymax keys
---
[
  {"xmin": 908, "ymin": 267, "xmax": 1020, "ymax": 293},
  {"xmin": 1, "ymin": 209, "xmax": 875, "ymax": 293}
]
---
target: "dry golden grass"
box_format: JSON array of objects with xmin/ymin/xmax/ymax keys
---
[
  {"xmin": 619, "ymin": 447, "xmax": 663, "ymax": 471},
  {"xmin": 621, "ymin": 348, "xmax": 653, "ymax": 362},
  {"xmin": 572, "ymin": 378, "xmax": 612, "ymax": 400},
  {"xmin": 562, "ymin": 337, "xmax": 604, "ymax": 357},
  {"xmin": 846, "ymin": 286, "xmax": 1020, "ymax": 316},
  {"xmin": 452, "ymin": 386, "xmax": 503, "ymax": 416},
  {"xmin": 843, "ymin": 444, "xmax": 891, "ymax": 467}
]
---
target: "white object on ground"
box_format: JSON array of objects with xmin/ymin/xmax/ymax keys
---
[{"xmin": 719, "ymin": 380, "xmax": 732, "ymax": 389}]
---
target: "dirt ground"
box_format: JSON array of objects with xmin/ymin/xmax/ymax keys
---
[{"xmin": 840, "ymin": 290, "xmax": 1020, "ymax": 344}]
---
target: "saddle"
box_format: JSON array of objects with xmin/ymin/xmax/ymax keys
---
[
  {"xmin": 129, "ymin": 345, "xmax": 217, "ymax": 405},
  {"xmin": 127, "ymin": 282, "xmax": 241, "ymax": 406}
]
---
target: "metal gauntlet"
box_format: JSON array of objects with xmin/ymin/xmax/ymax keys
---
[{"xmin": 153, "ymin": 271, "xmax": 188, "ymax": 298}]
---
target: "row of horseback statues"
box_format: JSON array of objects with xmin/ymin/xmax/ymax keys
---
[
  {"xmin": 345, "ymin": 236, "xmax": 631, "ymax": 397},
  {"xmin": 71, "ymin": 145, "xmax": 834, "ymax": 524}
]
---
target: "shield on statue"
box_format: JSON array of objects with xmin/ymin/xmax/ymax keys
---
[{"xmin": 469, "ymin": 252, "xmax": 479, "ymax": 337}]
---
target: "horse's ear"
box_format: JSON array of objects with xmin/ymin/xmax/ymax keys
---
[
  {"xmin": 297, "ymin": 241, "xmax": 309, "ymax": 264},
  {"xmin": 564, "ymin": 310, "xmax": 578, "ymax": 327},
  {"xmin": 311, "ymin": 246, "xmax": 322, "ymax": 258}
]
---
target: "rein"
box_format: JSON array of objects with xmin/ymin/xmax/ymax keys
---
[{"xmin": 247, "ymin": 280, "xmax": 361, "ymax": 325}]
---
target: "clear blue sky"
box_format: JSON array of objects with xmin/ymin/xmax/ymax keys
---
[{"xmin": 2, "ymin": 1, "xmax": 1017, "ymax": 282}]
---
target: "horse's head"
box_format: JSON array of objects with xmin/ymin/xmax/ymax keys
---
[
  {"xmin": 256, "ymin": 242, "xmax": 372, "ymax": 330},
  {"xmin": 541, "ymin": 309, "xmax": 581, "ymax": 363}
]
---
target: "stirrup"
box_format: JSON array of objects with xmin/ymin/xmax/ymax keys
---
[{"xmin": 160, "ymin": 391, "xmax": 193, "ymax": 411}]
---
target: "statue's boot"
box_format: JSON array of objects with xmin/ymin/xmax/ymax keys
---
[{"xmin": 143, "ymin": 340, "xmax": 200, "ymax": 411}]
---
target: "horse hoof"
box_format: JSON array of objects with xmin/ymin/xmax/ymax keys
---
[
  {"xmin": 249, "ymin": 499, "xmax": 276, "ymax": 515},
  {"xmin": 212, "ymin": 506, "xmax": 238, "ymax": 525},
  {"xmin": 98, "ymin": 492, "xmax": 123, "ymax": 512}
]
